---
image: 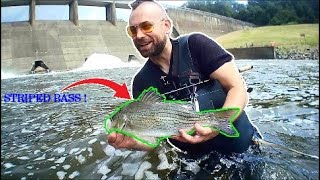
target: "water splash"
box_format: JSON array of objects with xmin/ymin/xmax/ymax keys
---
[
  {"xmin": 1, "ymin": 71, "xmax": 19, "ymax": 80},
  {"xmin": 1, "ymin": 53, "xmax": 142, "ymax": 79},
  {"xmin": 1, "ymin": 70, "xmax": 58, "ymax": 80},
  {"xmin": 75, "ymin": 53, "xmax": 142, "ymax": 71}
]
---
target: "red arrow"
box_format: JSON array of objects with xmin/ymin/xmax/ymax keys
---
[{"xmin": 61, "ymin": 78, "xmax": 131, "ymax": 99}]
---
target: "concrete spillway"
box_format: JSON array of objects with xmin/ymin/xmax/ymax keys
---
[
  {"xmin": 1, "ymin": 1, "xmax": 255, "ymax": 74},
  {"xmin": 1, "ymin": 20, "xmax": 142, "ymax": 74}
]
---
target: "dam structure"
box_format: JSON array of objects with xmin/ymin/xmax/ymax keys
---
[{"xmin": 1, "ymin": 0, "xmax": 255, "ymax": 74}]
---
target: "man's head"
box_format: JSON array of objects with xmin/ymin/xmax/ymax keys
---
[{"xmin": 127, "ymin": 0, "xmax": 172, "ymax": 58}]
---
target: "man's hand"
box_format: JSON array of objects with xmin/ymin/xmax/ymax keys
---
[
  {"xmin": 107, "ymin": 133, "xmax": 153, "ymax": 151},
  {"xmin": 172, "ymin": 123, "xmax": 219, "ymax": 144}
]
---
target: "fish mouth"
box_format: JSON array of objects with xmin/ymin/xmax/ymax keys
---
[
  {"xmin": 106, "ymin": 118, "xmax": 126, "ymax": 131},
  {"xmin": 106, "ymin": 118, "xmax": 112, "ymax": 129}
]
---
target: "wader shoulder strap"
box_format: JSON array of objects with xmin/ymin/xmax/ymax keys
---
[
  {"xmin": 171, "ymin": 35, "xmax": 202, "ymax": 84},
  {"xmin": 169, "ymin": 35, "xmax": 203, "ymax": 102}
]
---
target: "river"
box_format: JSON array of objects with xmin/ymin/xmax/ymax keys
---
[{"xmin": 1, "ymin": 59, "xmax": 319, "ymax": 179}]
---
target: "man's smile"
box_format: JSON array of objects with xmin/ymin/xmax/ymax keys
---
[{"xmin": 138, "ymin": 41, "xmax": 152, "ymax": 50}]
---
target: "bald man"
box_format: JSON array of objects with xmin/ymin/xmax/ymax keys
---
[{"xmin": 107, "ymin": 0, "xmax": 258, "ymax": 157}]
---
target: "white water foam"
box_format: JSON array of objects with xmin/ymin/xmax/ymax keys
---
[
  {"xmin": 1, "ymin": 53, "xmax": 142, "ymax": 79},
  {"xmin": 75, "ymin": 53, "xmax": 142, "ymax": 71},
  {"xmin": 1, "ymin": 71, "xmax": 20, "ymax": 80},
  {"xmin": 1, "ymin": 70, "xmax": 57, "ymax": 80}
]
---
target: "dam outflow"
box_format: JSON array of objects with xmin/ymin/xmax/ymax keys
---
[{"xmin": 1, "ymin": 0, "xmax": 255, "ymax": 74}]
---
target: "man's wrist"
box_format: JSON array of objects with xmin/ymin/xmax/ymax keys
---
[{"xmin": 133, "ymin": 141, "xmax": 154, "ymax": 151}]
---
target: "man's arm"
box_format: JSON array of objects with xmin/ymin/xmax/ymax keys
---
[
  {"xmin": 210, "ymin": 61, "xmax": 248, "ymax": 112},
  {"xmin": 174, "ymin": 61, "xmax": 248, "ymax": 143}
]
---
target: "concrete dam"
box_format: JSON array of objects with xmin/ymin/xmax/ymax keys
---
[{"xmin": 1, "ymin": 0, "xmax": 255, "ymax": 74}]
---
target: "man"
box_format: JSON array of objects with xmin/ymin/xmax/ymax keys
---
[{"xmin": 108, "ymin": 0, "xmax": 257, "ymax": 157}]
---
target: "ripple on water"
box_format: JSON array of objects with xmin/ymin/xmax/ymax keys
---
[{"xmin": 1, "ymin": 60, "xmax": 318, "ymax": 179}]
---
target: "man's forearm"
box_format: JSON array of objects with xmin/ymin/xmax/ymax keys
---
[
  {"xmin": 132, "ymin": 142, "xmax": 154, "ymax": 151},
  {"xmin": 223, "ymin": 86, "xmax": 248, "ymax": 112}
]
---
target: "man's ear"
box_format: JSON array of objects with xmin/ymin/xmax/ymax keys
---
[{"xmin": 164, "ymin": 19, "xmax": 172, "ymax": 34}]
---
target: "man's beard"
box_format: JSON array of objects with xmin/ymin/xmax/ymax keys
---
[{"xmin": 135, "ymin": 36, "xmax": 167, "ymax": 58}]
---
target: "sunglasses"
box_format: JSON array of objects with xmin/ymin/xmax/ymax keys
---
[{"xmin": 127, "ymin": 19, "xmax": 164, "ymax": 38}]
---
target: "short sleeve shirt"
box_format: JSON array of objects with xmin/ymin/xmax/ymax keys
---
[{"xmin": 132, "ymin": 33, "xmax": 233, "ymax": 99}]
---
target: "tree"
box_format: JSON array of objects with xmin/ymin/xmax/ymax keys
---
[
  {"xmin": 210, "ymin": 1, "xmax": 234, "ymax": 17},
  {"xmin": 270, "ymin": 9, "xmax": 299, "ymax": 25},
  {"xmin": 185, "ymin": 0, "xmax": 318, "ymax": 25}
]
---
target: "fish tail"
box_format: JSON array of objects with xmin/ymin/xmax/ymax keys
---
[{"xmin": 204, "ymin": 107, "xmax": 240, "ymax": 138}]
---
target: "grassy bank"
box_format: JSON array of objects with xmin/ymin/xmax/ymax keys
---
[{"xmin": 216, "ymin": 24, "xmax": 319, "ymax": 51}]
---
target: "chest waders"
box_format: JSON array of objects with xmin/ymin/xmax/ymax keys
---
[
  {"xmin": 163, "ymin": 35, "xmax": 256, "ymax": 156},
  {"xmin": 165, "ymin": 35, "xmax": 227, "ymax": 111}
]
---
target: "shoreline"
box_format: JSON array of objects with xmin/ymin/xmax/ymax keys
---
[
  {"xmin": 228, "ymin": 46, "xmax": 319, "ymax": 60},
  {"xmin": 275, "ymin": 47, "xmax": 319, "ymax": 60}
]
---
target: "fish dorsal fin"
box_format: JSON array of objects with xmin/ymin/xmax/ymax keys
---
[{"xmin": 139, "ymin": 87, "xmax": 164, "ymax": 103}]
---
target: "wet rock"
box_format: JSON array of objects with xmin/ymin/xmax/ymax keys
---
[
  {"xmin": 144, "ymin": 171, "xmax": 159, "ymax": 179},
  {"xmin": 121, "ymin": 163, "xmax": 139, "ymax": 176},
  {"xmin": 134, "ymin": 161, "xmax": 152, "ymax": 179}
]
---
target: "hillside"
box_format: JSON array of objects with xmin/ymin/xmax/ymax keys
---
[{"xmin": 216, "ymin": 24, "xmax": 319, "ymax": 50}]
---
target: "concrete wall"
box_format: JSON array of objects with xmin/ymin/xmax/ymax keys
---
[
  {"xmin": 227, "ymin": 47, "xmax": 276, "ymax": 59},
  {"xmin": 1, "ymin": 20, "xmax": 141, "ymax": 74},
  {"xmin": 1, "ymin": 6, "xmax": 256, "ymax": 74},
  {"xmin": 167, "ymin": 7, "xmax": 255, "ymax": 39}
]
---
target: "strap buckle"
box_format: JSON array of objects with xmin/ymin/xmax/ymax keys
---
[{"xmin": 189, "ymin": 73, "xmax": 201, "ymax": 85}]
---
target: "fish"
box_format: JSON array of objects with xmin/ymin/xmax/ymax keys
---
[{"xmin": 104, "ymin": 87, "xmax": 240, "ymax": 147}]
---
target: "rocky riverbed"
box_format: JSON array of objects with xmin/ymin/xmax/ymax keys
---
[{"xmin": 275, "ymin": 47, "xmax": 319, "ymax": 60}]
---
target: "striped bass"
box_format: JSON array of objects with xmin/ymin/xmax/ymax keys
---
[{"xmin": 104, "ymin": 87, "xmax": 240, "ymax": 147}]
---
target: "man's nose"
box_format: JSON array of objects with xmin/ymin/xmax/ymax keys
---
[{"xmin": 136, "ymin": 28, "xmax": 146, "ymax": 38}]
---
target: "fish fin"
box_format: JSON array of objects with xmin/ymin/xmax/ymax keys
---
[
  {"xmin": 193, "ymin": 98, "xmax": 200, "ymax": 112},
  {"xmin": 138, "ymin": 87, "xmax": 164, "ymax": 103},
  {"xmin": 205, "ymin": 108, "xmax": 240, "ymax": 137},
  {"xmin": 166, "ymin": 139, "xmax": 188, "ymax": 154},
  {"xmin": 136, "ymin": 135, "xmax": 164, "ymax": 148},
  {"xmin": 180, "ymin": 103, "xmax": 195, "ymax": 111}
]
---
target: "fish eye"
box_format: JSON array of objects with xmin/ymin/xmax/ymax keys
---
[
  {"xmin": 120, "ymin": 123, "xmax": 126, "ymax": 130},
  {"xmin": 120, "ymin": 114, "xmax": 128, "ymax": 130}
]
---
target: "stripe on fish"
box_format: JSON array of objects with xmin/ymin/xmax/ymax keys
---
[{"xmin": 104, "ymin": 87, "xmax": 241, "ymax": 148}]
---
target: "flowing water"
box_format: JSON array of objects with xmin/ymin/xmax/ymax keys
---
[{"xmin": 1, "ymin": 59, "xmax": 319, "ymax": 179}]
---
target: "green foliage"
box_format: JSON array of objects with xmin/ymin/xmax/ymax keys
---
[
  {"xmin": 270, "ymin": 9, "xmax": 299, "ymax": 25},
  {"xmin": 215, "ymin": 24, "xmax": 319, "ymax": 49},
  {"xmin": 185, "ymin": 0, "xmax": 319, "ymax": 26}
]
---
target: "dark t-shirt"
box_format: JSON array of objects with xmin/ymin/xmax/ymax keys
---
[
  {"xmin": 132, "ymin": 33, "xmax": 254, "ymax": 157},
  {"xmin": 132, "ymin": 33, "xmax": 233, "ymax": 99}
]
